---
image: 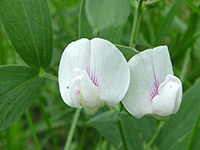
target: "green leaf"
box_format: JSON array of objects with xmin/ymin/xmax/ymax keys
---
[
  {"xmin": 0, "ymin": 66, "xmax": 41, "ymax": 130},
  {"xmin": 85, "ymin": 0, "xmax": 131, "ymax": 31},
  {"xmin": 89, "ymin": 114, "xmax": 122, "ymax": 149},
  {"xmin": 133, "ymin": 116, "xmax": 157, "ymax": 142},
  {"xmin": 88, "ymin": 110, "xmax": 119, "ymax": 123},
  {"xmin": 115, "ymin": 44, "xmax": 138, "ymax": 61},
  {"xmin": 156, "ymin": 80, "xmax": 200, "ymax": 149},
  {"xmin": 184, "ymin": 0, "xmax": 200, "ymax": 15},
  {"xmin": 155, "ymin": 0, "xmax": 183, "ymax": 45},
  {"xmin": 89, "ymin": 110, "xmax": 143, "ymax": 150},
  {"xmin": 174, "ymin": 13, "xmax": 199, "ymax": 58},
  {"xmin": 120, "ymin": 112, "xmax": 143, "ymax": 150},
  {"xmin": 99, "ymin": 26, "xmax": 123, "ymax": 43},
  {"xmin": 79, "ymin": 0, "xmax": 93, "ymax": 39},
  {"xmin": 0, "ymin": 0, "xmax": 53, "ymax": 69}
]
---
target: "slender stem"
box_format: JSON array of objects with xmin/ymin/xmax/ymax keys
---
[
  {"xmin": 0, "ymin": 22, "xmax": 8, "ymax": 65},
  {"xmin": 44, "ymin": 72, "xmax": 58, "ymax": 82},
  {"xmin": 37, "ymin": 99, "xmax": 59, "ymax": 150},
  {"xmin": 25, "ymin": 111, "xmax": 41, "ymax": 150},
  {"xmin": 129, "ymin": 0, "xmax": 143, "ymax": 47},
  {"xmin": 147, "ymin": 121, "xmax": 164, "ymax": 148},
  {"xmin": 187, "ymin": 108, "xmax": 200, "ymax": 150},
  {"xmin": 64, "ymin": 109, "xmax": 81, "ymax": 150},
  {"xmin": 6, "ymin": 128, "xmax": 11, "ymax": 150},
  {"xmin": 78, "ymin": 118, "xmax": 88, "ymax": 150},
  {"xmin": 180, "ymin": 49, "xmax": 191, "ymax": 82},
  {"xmin": 118, "ymin": 113, "xmax": 128, "ymax": 150}
]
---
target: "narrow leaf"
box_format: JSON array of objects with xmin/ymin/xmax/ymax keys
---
[{"xmin": 155, "ymin": 0, "xmax": 183, "ymax": 45}]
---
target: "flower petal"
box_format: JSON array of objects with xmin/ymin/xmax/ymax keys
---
[
  {"xmin": 89, "ymin": 38, "xmax": 130, "ymax": 106},
  {"xmin": 122, "ymin": 46, "xmax": 173, "ymax": 118},
  {"xmin": 69, "ymin": 76, "xmax": 82, "ymax": 108},
  {"xmin": 76, "ymin": 69, "xmax": 103, "ymax": 108},
  {"xmin": 58, "ymin": 39, "xmax": 90, "ymax": 107},
  {"xmin": 152, "ymin": 75, "xmax": 182, "ymax": 116}
]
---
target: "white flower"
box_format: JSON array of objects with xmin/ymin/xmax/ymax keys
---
[
  {"xmin": 122, "ymin": 46, "xmax": 182, "ymax": 119},
  {"xmin": 58, "ymin": 38, "xmax": 130, "ymax": 115}
]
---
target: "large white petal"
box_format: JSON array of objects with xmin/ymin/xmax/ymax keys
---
[
  {"xmin": 122, "ymin": 46, "xmax": 173, "ymax": 118},
  {"xmin": 152, "ymin": 75, "xmax": 182, "ymax": 116},
  {"xmin": 89, "ymin": 38, "xmax": 130, "ymax": 106},
  {"xmin": 58, "ymin": 39, "xmax": 90, "ymax": 107}
]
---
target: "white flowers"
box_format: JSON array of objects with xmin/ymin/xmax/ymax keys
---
[
  {"xmin": 122, "ymin": 46, "xmax": 182, "ymax": 118},
  {"xmin": 58, "ymin": 38, "xmax": 130, "ymax": 115},
  {"xmin": 58, "ymin": 38, "xmax": 182, "ymax": 119}
]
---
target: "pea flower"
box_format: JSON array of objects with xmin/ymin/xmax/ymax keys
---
[
  {"xmin": 58, "ymin": 38, "xmax": 130, "ymax": 115},
  {"xmin": 122, "ymin": 46, "xmax": 182, "ymax": 119}
]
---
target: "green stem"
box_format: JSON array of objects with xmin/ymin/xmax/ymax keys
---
[
  {"xmin": 118, "ymin": 113, "xmax": 128, "ymax": 150},
  {"xmin": 6, "ymin": 128, "xmax": 11, "ymax": 150},
  {"xmin": 44, "ymin": 72, "xmax": 58, "ymax": 82},
  {"xmin": 146, "ymin": 121, "xmax": 164, "ymax": 148},
  {"xmin": 25, "ymin": 111, "xmax": 41, "ymax": 150},
  {"xmin": 129, "ymin": 0, "xmax": 143, "ymax": 47},
  {"xmin": 64, "ymin": 109, "xmax": 81, "ymax": 150},
  {"xmin": 187, "ymin": 108, "xmax": 200, "ymax": 150},
  {"xmin": 180, "ymin": 49, "xmax": 191, "ymax": 82},
  {"xmin": 0, "ymin": 22, "xmax": 8, "ymax": 65},
  {"xmin": 78, "ymin": 119, "xmax": 88, "ymax": 150},
  {"xmin": 37, "ymin": 99, "xmax": 59, "ymax": 150}
]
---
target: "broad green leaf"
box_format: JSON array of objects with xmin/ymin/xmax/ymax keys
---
[
  {"xmin": 99, "ymin": 26, "xmax": 123, "ymax": 43},
  {"xmin": 115, "ymin": 44, "xmax": 138, "ymax": 61},
  {"xmin": 88, "ymin": 110, "xmax": 119, "ymax": 123},
  {"xmin": 191, "ymin": 119, "xmax": 200, "ymax": 150},
  {"xmin": 0, "ymin": 0, "xmax": 53, "ymax": 69},
  {"xmin": 0, "ymin": 66, "xmax": 41, "ymax": 130},
  {"xmin": 155, "ymin": 0, "xmax": 183, "ymax": 45},
  {"xmin": 85, "ymin": 0, "xmax": 131, "ymax": 31},
  {"xmin": 156, "ymin": 80, "xmax": 200, "ymax": 149},
  {"xmin": 133, "ymin": 116, "xmax": 157, "ymax": 142},
  {"xmin": 120, "ymin": 112, "xmax": 143, "ymax": 150},
  {"xmin": 89, "ymin": 116, "xmax": 122, "ymax": 149},
  {"xmin": 79, "ymin": 0, "xmax": 93, "ymax": 39},
  {"xmin": 89, "ymin": 110, "xmax": 143, "ymax": 150}
]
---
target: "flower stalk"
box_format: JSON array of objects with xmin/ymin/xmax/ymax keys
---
[
  {"xmin": 129, "ymin": 0, "xmax": 143, "ymax": 47},
  {"xmin": 118, "ymin": 113, "xmax": 128, "ymax": 150},
  {"xmin": 64, "ymin": 109, "xmax": 81, "ymax": 150}
]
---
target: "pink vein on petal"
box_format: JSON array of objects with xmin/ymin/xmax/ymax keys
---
[
  {"xmin": 86, "ymin": 49, "xmax": 99, "ymax": 87},
  {"xmin": 150, "ymin": 56, "xmax": 160, "ymax": 101}
]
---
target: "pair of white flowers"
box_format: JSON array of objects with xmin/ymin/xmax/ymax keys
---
[{"xmin": 58, "ymin": 38, "xmax": 182, "ymax": 119}]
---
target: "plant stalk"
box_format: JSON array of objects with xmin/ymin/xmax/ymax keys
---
[
  {"xmin": 38, "ymin": 99, "xmax": 59, "ymax": 150},
  {"xmin": 25, "ymin": 111, "xmax": 41, "ymax": 150},
  {"xmin": 64, "ymin": 109, "xmax": 81, "ymax": 150},
  {"xmin": 129, "ymin": 0, "xmax": 143, "ymax": 47},
  {"xmin": 146, "ymin": 121, "xmax": 164, "ymax": 148},
  {"xmin": 118, "ymin": 113, "xmax": 128, "ymax": 150}
]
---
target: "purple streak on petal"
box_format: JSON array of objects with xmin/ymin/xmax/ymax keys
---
[
  {"xmin": 150, "ymin": 56, "xmax": 160, "ymax": 101},
  {"xmin": 76, "ymin": 89, "xmax": 80, "ymax": 96},
  {"xmin": 85, "ymin": 53, "xmax": 99, "ymax": 87}
]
